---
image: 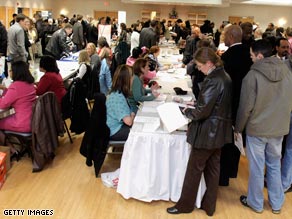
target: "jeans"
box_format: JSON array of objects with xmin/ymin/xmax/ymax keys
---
[
  {"xmin": 246, "ymin": 135, "xmax": 284, "ymax": 211},
  {"xmin": 282, "ymin": 113, "xmax": 292, "ymax": 191}
]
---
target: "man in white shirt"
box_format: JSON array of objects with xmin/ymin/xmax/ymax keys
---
[{"xmin": 275, "ymin": 37, "xmax": 290, "ymax": 60}]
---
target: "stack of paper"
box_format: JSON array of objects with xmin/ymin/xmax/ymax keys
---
[
  {"xmin": 134, "ymin": 116, "xmax": 160, "ymax": 132},
  {"xmin": 157, "ymin": 102, "xmax": 188, "ymax": 133}
]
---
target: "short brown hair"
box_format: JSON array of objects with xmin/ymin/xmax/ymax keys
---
[
  {"xmin": 63, "ymin": 23, "xmax": 73, "ymax": 29},
  {"xmin": 77, "ymin": 14, "xmax": 83, "ymax": 21},
  {"xmin": 16, "ymin": 14, "xmax": 27, "ymax": 22},
  {"xmin": 133, "ymin": 58, "xmax": 148, "ymax": 77},
  {"xmin": 194, "ymin": 47, "xmax": 223, "ymax": 67},
  {"xmin": 111, "ymin": 65, "xmax": 133, "ymax": 97}
]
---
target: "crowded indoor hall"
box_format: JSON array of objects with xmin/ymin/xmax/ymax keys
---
[{"xmin": 0, "ymin": 0, "xmax": 292, "ymax": 218}]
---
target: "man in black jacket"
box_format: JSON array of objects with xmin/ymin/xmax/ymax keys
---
[
  {"xmin": 182, "ymin": 24, "xmax": 201, "ymax": 67},
  {"xmin": 220, "ymin": 24, "xmax": 253, "ymax": 186},
  {"xmin": 139, "ymin": 20, "xmax": 157, "ymax": 49},
  {"xmin": 45, "ymin": 23, "xmax": 73, "ymax": 60}
]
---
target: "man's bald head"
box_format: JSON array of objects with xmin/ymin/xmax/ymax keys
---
[{"xmin": 224, "ymin": 25, "xmax": 243, "ymax": 46}]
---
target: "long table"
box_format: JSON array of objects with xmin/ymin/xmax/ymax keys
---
[{"xmin": 117, "ymin": 66, "xmax": 197, "ymax": 202}]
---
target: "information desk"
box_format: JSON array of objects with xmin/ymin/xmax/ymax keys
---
[{"xmin": 117, "ymin": 67, "xmax": 196, "ymax": 202}]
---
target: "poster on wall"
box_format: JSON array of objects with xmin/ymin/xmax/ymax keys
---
[{"xmin": 98, "ymin": 25, "xmax": 112, "ymax": 44}]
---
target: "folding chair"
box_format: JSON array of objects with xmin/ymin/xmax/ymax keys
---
[{"xmin": 4, "ymin": 131, "xmax": 32, "ymax": 161}]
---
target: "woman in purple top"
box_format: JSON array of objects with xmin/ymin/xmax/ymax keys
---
[{"xmin": 0, "ymin": 61, "xmax": 36, "ymax": 133}]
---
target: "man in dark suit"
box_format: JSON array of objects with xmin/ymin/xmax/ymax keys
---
[
  {"xmin": 220, "ymin": 24, "xmax": 253, "ymax": 186},
  {"xmin": 139, "ymin": 20, "xmax": 157, "ymax": 49},
  {"xmin": 72, "ymin": 14, "xmax": 84, "ymax": 51}
]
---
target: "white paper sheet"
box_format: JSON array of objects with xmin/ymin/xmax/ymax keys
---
[
  {"xmin": 157, "ymin": 102, "xmax": 188, "ymax": 133},
  {"xmin": 234, "ymin": 132, "xmax": 245, "ymax": 156},
  {"xmin": 134, "ymin": 116, "xmax": 160, "ymax": 132}
]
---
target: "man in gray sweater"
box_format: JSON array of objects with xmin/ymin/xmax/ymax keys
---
[
  {"xmin": 7, "ymin": 13, "xmax": 28, "ymax": 63},
  {"xmin": 235, "ymin": 40, "xmax": 292, "ymax": 214}
]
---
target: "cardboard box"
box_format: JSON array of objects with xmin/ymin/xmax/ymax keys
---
[
  {"xmin": 0, "ymin": 152, "xmax": 7, "ymax": 189},
  {"xmin": 0, "ymin": 146, "xmax": 10, "ymax": 171}
]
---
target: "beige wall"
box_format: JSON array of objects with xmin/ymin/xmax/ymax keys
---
[
  {"xmin": 51, "ymin": 1, "xmax": 292, "ymax": 29},
  {"xmin": 1, "ymin": 0, "xmax": 292, "ymax": 30},
  {"xmin": 0, "ymin": 0, "xmax": 52, "ymax": 26}
]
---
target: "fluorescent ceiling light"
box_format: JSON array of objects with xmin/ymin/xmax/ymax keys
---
[
  {"xmin": 242, "ymin": 0, "xmax": 292, "ymax": 6},
  {"xmin": 122, "ymin": 0, "xmax": 222, "ymax": 5}
]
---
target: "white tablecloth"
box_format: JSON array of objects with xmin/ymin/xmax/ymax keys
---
[
  {"xmin": 117, "ymin": 55, "xmax": 207, "ymax": 204},
  {"xmin": 117, "ymin": 131, "xmax": 191, "ymax": 202},
  {"xmin": 117, "ymin": 64, "xmax": 195, "ymax": 202}
]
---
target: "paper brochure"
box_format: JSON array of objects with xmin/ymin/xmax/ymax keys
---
[{"xmin": 157, "ymin": 102, "xmax": 188, "ymax": 133}]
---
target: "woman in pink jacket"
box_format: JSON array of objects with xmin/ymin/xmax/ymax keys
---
[{"xmin": 0, "ymin": 61, "xmax": 36, "ymax": 133}]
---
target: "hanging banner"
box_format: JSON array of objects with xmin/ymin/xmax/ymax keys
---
[{"xmin": 98, "ymin": 25, "xmax": 112, "ymax": 45}]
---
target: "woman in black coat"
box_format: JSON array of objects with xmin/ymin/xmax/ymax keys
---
[{"xmin": 167, "ymin": 47, "xmax": 233, "ymax": 216}]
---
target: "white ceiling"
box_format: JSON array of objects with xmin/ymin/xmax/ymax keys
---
[{"xmin": 121, "ymin": 0, "xmax": 292, "ymax": 7}]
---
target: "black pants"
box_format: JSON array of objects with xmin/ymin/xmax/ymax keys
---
[
  {"xmin": 219, "ymin": 142, "xmax": 241, "ymax": 186},
  {"xmin": 174, "ymin": 147, "xmax": 221, "ymax": 216},
  {"xmin": 110, "ymin": 124, "xmax": 130, "ymax": 141}
]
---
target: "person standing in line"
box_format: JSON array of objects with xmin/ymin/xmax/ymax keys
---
[
  {"xmin": 72, "ymin": 14, "xmax": 85, "ymax": 51},
  {"xmin": 235, "ymin": 39, "xmax": 292, "ymax": 214},
  {"xmin": 219, "ymin": 24, "xmax": 253, "ymax": 186},
  {"xmin": 281, "ymin": 56, "xmax": 292, "ymax": 194},
  {"xmin": 8, "ymin": 14, "xmax": 29, "ymax": 63},
  {"xmin": 167, "ymin": 47, "xmax": 232, "ymax": 216},
  {"xmin": 9, "ymin": 13, "xmax": 17, "ymax": 27},
  {"xmin": 139, "ymin": 20, "xmax": 157, "ymax": 49}
]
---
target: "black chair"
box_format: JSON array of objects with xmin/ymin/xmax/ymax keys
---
[
  {"xmin": 4, "ymin": 131, "xmax": 32, "ymax": 161},
  {"xmin": 63, "ymin": 119, "xmax": 73, "ymax": 144},
  {"xmin": 80, "ymin": 93, "xmax": 127, "ymax": 177}
]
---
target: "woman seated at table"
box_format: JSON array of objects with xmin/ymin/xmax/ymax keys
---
[
  {"xmin": 144, "ymin": 45, "xmax": 163, "ymax": 83},
  {"xmin": 128, "ymin": 58, "xmax": 160, "ymax": 113},
  {"xmin": 97, "ymin": 36, "xmax": 112, "ymax": 60},
  {"xmin": 36, "ymin": 55, "xmax": 66, "ymax": 106},
  {"xmin": 86, "ymin": 42, "xmax": 101, "ymax": 69},
  {"xmin": 0, "ymin": 61, "xmax": 36, "ymax": 134},
  {"xmin": 106, "ymin": 65, "xmax": 135, "ymax": 141},
  {"xmin": 166, "ymin": 47, "xmax": 232, "ymax": 216},
  {"xmin": 76, "ymin": 50, "xmax": 92, "ymax": 80},
  {"xmin": 126, "ymin": 47, "xmax": 143, "ymax": 66}
]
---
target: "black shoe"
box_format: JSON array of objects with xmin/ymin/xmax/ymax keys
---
[
  {"xmin": 272, "ymin": 209, "xmax": 281, "ymax": 214},
  {"xmin": 166, "ymin": 207, "xmax": 181, "ymax": 214},
  {"xmin": 240, "ymin": 195, "xmax": 263, "ymax": 213},
  {"xmin": 284, "ymin": 184, "xmax": 292, "ymax": 193}
]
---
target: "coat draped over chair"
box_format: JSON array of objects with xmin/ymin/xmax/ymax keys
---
[{"xmin": 31, "ymin": 92, "xmax": 65, "ymax": 172}]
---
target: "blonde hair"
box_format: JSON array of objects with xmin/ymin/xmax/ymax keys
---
[
  {"xmin": 86, "ymin": 43, "xmax": 97, "ymax": 56},
  {"xmin": 78, "ymin": 50, "xmax": 90, "ymax": 64}
]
